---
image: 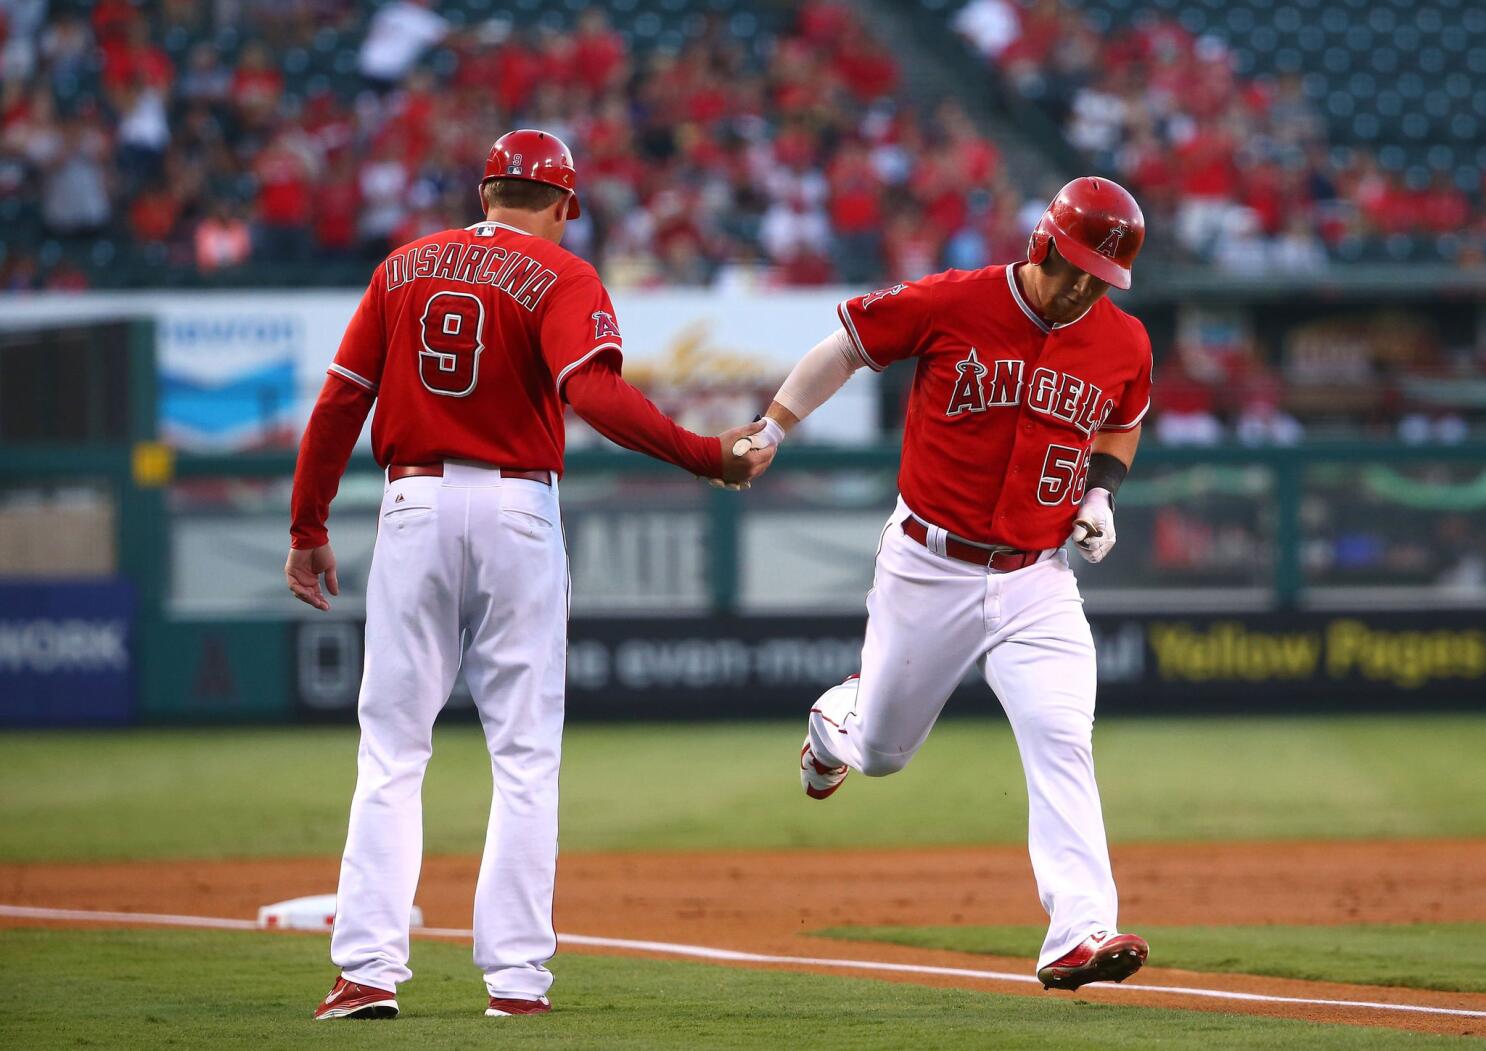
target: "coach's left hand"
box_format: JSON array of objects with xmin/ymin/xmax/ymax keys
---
[
  {"xmin": 286, "ymin": 542, "xmax": 339, "ymax": 611},
  {"xmin": 1071, "ymin": 488, "xmax": 1116, "ymax": 564}
]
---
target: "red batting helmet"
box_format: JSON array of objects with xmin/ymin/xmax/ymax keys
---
[
  {"xmin": 1026, "ymin": 176, "xmax": 1144, "ymax": 290},
  {"xmin": 480, "ymin": 128, "xmax": 581, "ymax": 219}
]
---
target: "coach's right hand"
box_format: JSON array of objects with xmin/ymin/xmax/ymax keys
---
[
  {"xmin": 286, "ymin": 542, "xmax": 339, "ymax": 611},
  {"xmin": 714, "ymin": 420, "xmax": 777, "ymax": 489}
]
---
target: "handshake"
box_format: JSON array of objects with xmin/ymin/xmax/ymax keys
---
[{"xmin": 708, "ymin": 417, "xmax": 787, "ymax": 490}]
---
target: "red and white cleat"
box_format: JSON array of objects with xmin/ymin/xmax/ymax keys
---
[
  {"xmin": 486, "ymin": 995, "xmax": 552, "ymax": 1017},
  {"xmin": 313, "ymin": 977, "xmax": 399, "ymax": 1020},
  {"xmin": 1038, "ymin": 931, "xmax": 1149, "ymax": 991},
  {"xmin": 800, "ymin": 740, "xmax": 848, "ymax": 800}
]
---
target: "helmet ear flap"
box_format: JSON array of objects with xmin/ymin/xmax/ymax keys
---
[{"xmin": 1027, "ymin": 227, "xmax": 1051, "ymax": 265}]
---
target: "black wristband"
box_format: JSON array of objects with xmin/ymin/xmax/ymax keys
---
[{"xmin": 1086, "ymin": 453, "xmax": 1128, "ymax": 499}]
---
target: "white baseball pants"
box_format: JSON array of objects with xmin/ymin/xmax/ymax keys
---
[
  {"xmin": 808, "ymin": 498, "xmax": 1118, "ymax": 970},
  {"xmin": 331, "ymin": 463, "xmax": 567, "ymax": 1000}
]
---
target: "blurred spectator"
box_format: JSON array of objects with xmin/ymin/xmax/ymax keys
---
[
  {"xmin": 312, "ymin": 153, "xmax": 362, "ymax": 259},
  {"xmin": 128, "ymin": 181, "xmax": 180, "ymax": 245},
  {"xmin": 357, "ymin": 139, "xmax": 409, "ymax": 248},
  {"xmin": 572, "ymin": 11, "xmax": 627, "ymax": 96},
  {"xmin": 1270, "ymin": 215, "xmax": 1327, "ymax": 273},
  {"xmin": 253, "ymin": 131, "xmax": 316, "ymax": 261},
  {"xmin": 178, "ymin": 43, "xmax": 231, "ymax": 106},
  {"xmin": 1152, "ymin": 353, "xmax": 1224, "ymax": 445},
  {"xmin": 38, "ymin": 13, "xmax": 91, "ymax": 92},
  {"xmin": 230, "ymin": 42, "xmax": 283, "ymax": 133},
  {"xmin": 953, "ymin": 0, "xmax": 1022, "ymax": 60},
  {"xmin": 1234, "ymin": 376, "xmax": 1304, "ymax": 446},
  {"xmin": 194, "ymin": 200, "xmax": 251, "ymax": 270},
  {"xmin": 1399, "ymin": 413, "xmax": 1469, "ymax": 445},
  {"xmin": 359, "ymin": 0, "xmax": 448, "ymax": 89},
  {"xmin": 116, "ymin": 81, "xmax": 171, "ymax": 185},
  {"xmin": 41, "ymin": 112, "xmax": 111, "ymax": 234},
  {"xmin": 1, "ymin": 252, "xmax": 41, "ymax": 291},
  {"xmin": 760, "ymin": 194, "xmax": 832, "ymax": 265}
]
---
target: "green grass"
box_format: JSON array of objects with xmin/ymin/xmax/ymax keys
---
[
  {"xmin": 2, "ymin": 715, "xmax": 1484, "ymax": 861},
  {"xmin": 818, "ymin": 924, "xmax": 1486, "ymax": 994},
  {"xmin": 0, "ymin": 927, "xmax": 1466, "ymax": 1050}
]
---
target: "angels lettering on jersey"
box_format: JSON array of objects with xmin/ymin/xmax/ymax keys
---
[{"xmin": 945, "ymin": 349, "xmax": 1115, "ymax": 437}]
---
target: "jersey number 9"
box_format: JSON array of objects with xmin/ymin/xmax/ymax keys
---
[{"xmin": 418, "ymin": 291, "xmax": 486, "ymax": 397}]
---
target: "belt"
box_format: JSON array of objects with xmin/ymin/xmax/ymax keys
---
[
  {"xmin": 388, "ymin": 463, "xmax": 552, "ymax": 485},
  {"xmin": 899, "ymin": 516, "xmax": 1048, "ymax": 572}
]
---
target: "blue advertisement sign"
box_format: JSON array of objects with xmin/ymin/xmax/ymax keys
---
[{"xmin": 0, "ymin": 581, "xmax": 135, "ymax": 727}]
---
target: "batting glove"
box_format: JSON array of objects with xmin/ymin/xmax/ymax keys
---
[
  {"xmin": 1071, "ymin": 487, "xmax": 1116, "ymax": 564},
  {"xmin": 710, "ymin": 416, "xmax": 786, "ymax": 490}
]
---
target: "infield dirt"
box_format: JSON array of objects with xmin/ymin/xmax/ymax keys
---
[{"xmin": 4, "ymin": 839, "xmax": 1485, "ymax": 1038}]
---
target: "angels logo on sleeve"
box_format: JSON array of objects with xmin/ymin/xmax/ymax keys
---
[
  {"xmin": 860, "ymin": 283, "xmax": 907, "ymax": 309},
  {"xmin": 591, "ymin": 310, "xmax": 620, "ymax": 340}
]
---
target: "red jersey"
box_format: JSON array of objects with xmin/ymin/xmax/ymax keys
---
[
  {"xmin": 838, "ymin": 264, "xmax": 1152, "ymax": 550},
  {"xmin": 330, "ymin": 220, "xmax": 623, "ymax": 471}
]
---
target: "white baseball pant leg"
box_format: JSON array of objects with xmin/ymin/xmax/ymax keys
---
[
  {"xmin": 458, "ymin": 471, "xmax": 567, "ymax": 1000},
  {"xmin": 332, "ymin": 466, "xmax": 567, "ymax": 997},
  {"xmin": 807, "ymin": 500, "xmax": 1118, "ymax": 973},
  {"xmin": 978, "ymin": 552, "xmax": 1118, "ymax": 971},
  {"xmin": 808, "ymin": 513, "xmax": 989, "ymax": 776}
]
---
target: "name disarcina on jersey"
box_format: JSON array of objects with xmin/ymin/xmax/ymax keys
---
[
  {"xmin": 945, "ymin": 349, "xmax": 1116, "ymax": 437},
  {"xmin": 384, "ymin": 242, "xmax": 559, "ymax": 311}
]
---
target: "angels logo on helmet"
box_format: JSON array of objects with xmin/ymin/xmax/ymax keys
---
[{"xmin": 1096, "ymin": 222, "xmax": 1129, "ymax": 259}]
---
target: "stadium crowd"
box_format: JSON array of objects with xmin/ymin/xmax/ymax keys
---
[
  {"xmin": 3, "ymin": 0, "xmax": 1481, "ymax": 293},
  {"xmin": 0, "ymin": 0, "xmax": 1035, "ymax": 291},
  {"xmin": 954, "ymin": 0, "xmax": 1485, "ymax": 271}
]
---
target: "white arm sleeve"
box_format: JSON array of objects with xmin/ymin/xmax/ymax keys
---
[{"xmin": 773, "ymin": 328, "xmax": 862, "ymax": 424}]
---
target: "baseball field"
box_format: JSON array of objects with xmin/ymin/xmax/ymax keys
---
[{"xmin": 3, "ymin": 713, "xmax": 1485, "ymax": 1048}]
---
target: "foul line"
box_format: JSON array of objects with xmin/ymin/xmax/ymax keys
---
[{"xmin": 4, "ymin": 904, "xmax": 1484, "ymax": 1022}]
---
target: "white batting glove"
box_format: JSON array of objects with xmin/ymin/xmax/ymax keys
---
[
  {"xmin": 710, "ymin": 416, "xmax": 790, "ymax": 490},
  {"xmin": 710, "ymin": 417, "xmax": 786, "ymax": 490},
  {"xmin": 1071, "ymin": 487, "xmax": 1116, "ymax": 564},
  {"xmin": 730, "ymin": 416, "xmax": 786, "ymax": 457}
]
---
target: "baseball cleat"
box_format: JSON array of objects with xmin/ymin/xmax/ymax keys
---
[
  {"xmin": 485, "ymin": 995, "xmax": 551, "ymax": 1017},
  {"xmin": 314, "ymin": 977, "xmax": 399, "ymax": 1020},
  {"xmin": 1038, "ymin": 931, "xmax": 1148, "ymax": 991},
  {"xmin": 800, "ymin": 739, "xmax": 848, "ymax": 800}
]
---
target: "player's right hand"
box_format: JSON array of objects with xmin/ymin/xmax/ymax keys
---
[
  {"xmin": 713, "ymin": 420, "xmax": 777, "ymax": 490},
  {"xmin": 286, "ymin": 542, "xmax": 340, "ymax": 611}
]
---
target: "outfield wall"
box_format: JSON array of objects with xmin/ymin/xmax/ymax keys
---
[{"xmin": 6, "ymin": 608, "xmax": 1479, "ymax": 728}]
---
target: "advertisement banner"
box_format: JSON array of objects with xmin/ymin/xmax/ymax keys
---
[
  {"xmin": 138, "ymin": 620, "xmax": 291, "ymax": 723},
  {"xmin": 0, "ymin": 288, "xmax": 876, "ymax": 450},
  {"xmin": 290, "ymin": 611, "xmax": 1486, "ymax": 721},
  {"xmin": 0, "ymin": 581, "xmax": 135, "ymax": 727}
]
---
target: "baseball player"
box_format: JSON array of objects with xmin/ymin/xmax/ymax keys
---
[
  {"xmin": 739, "ymin": 178, "xmax": 1152, "ymax": 990},
  {"xmin": 286, "ymin": 129, "xmax": 774, "ymax": 1021}
]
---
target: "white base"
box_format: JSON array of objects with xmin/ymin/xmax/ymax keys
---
[{"xmin": 257, "ymin": 893, "xmax": 423, "ymax": 931}]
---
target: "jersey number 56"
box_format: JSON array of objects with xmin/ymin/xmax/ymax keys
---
[{"xmin": 1037, "ymin": 444, "xmax": 1090, "ymax": 506}]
